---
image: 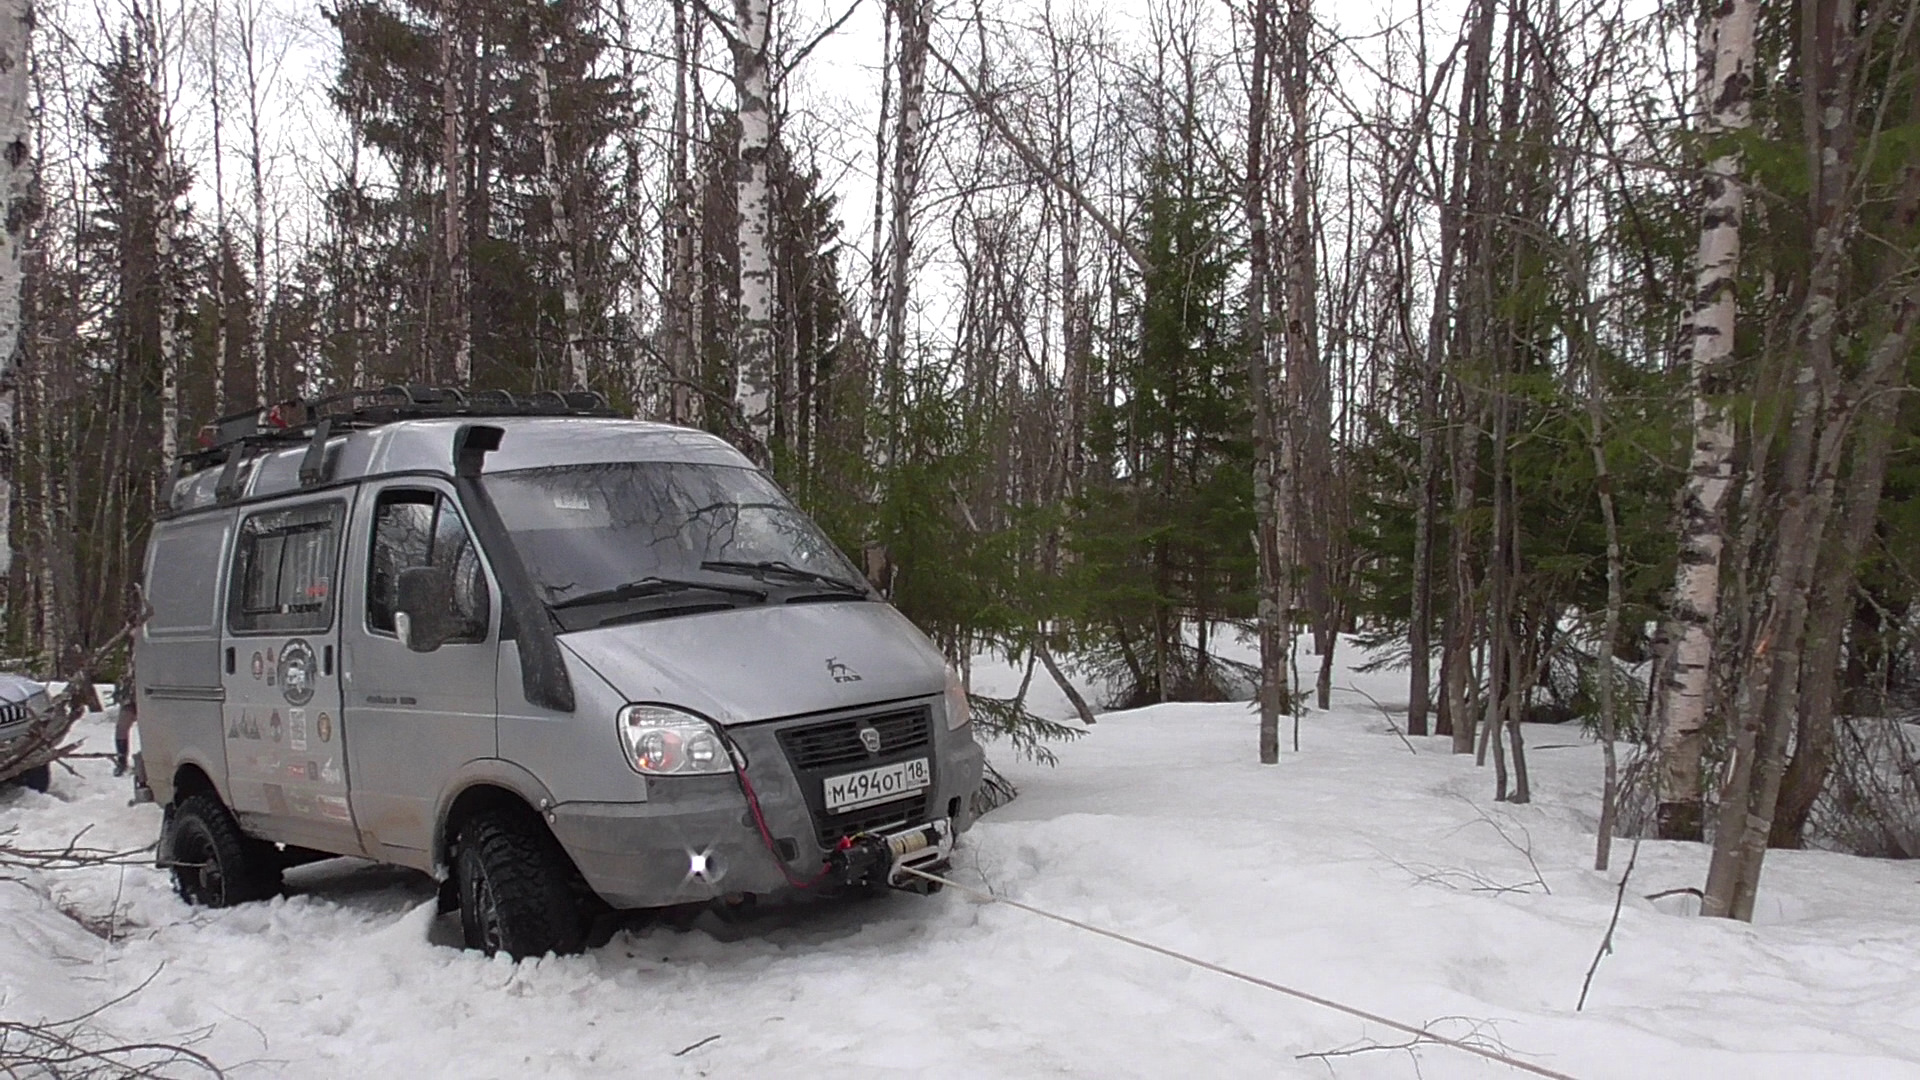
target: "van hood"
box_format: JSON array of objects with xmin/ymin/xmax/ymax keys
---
[{"xmin": 556, "ymin": 601, "xmax": 947, "ymax": 725}]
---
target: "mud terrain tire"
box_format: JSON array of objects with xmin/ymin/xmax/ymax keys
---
[
  {"xmin": 454, "ymin": 810, "xmax": 585, "ymax": 960},
  {"xmin": 167, "ymin": 793, "xmax": 283, "ymax": 906},
  {"xmin": 13, "ymin": 764, "xmax": 50, "ymax": 792}
]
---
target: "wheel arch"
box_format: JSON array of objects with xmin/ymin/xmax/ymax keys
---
[
  {"xmin": 170, "ymin": 759, "xmax": 223, "ymax": 805},
  {"xmin": 433, "ymin": 759, "xmax": 560, "ymax": 872}
]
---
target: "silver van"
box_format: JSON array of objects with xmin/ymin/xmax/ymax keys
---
[{"xmin": 136, "ymin": 387, "xmax": 983, "ymax": 958}]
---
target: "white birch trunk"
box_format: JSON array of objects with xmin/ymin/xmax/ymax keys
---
[
  {"xmin": 241, "ymin": 0, "xmax": 267, "ymax": 404},
  {"xmin": 0, "ymin": 0, "xmax": 29, "ymax": 580},
  {"xmin": 33, "ymin": 356, "xmax": 55, "ymax": 659},
  {"xmin": 146, "ymin": 3, "xmax": 179, "ymax": 474},
  {"xmin": 616, "ymin": 0, "xmax": 654, "ymax": 411},
  {"xmin": 866, "ymin": 4, "xmax": 890, "ymax": 367},
  {"xmin": 439, "ymin": 0, "xmax": 469, "ymax": 384},
  {"xmin": 206, "ymin": 0, "xmax": 227, "ymax": 409},
  {"xmin": 1653, "ymin": 0, "xmax": 1758, "ymax": 841},
  {"xmin": 533, "ymin": 52, "xmax": 585, "ymax": 390},
  {"xmin": 730, "ymin": 0, "xmax": 775, "ymax": 461},
  {"xmin": 884, "ymin": 0, "xmax": 926, "ymax": 393}
]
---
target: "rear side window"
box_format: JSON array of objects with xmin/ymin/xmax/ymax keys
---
[
  {"xmin": 147, "ymin": 516, "xmax": 230, "ymax": 635},
  {"xmin": 228, "ymin": 502, "xmax": 344, "ymax": 634},
  {"xmin": 367, "ymin": 490, "xmax": 491, "ymax": 643}
]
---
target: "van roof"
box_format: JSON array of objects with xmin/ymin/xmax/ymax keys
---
[{"xmin": 166, "ymin": 387, "xmax": 751, "ymax": 518}]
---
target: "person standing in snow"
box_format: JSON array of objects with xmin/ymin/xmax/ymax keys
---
[{"xmin": 113, "ymin": 666, "xmax": 138, "ymax": 777}]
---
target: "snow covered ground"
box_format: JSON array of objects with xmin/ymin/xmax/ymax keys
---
[{"xmin": 5, "ymin": 637, "xmax": 1920, "ymax": 1079}]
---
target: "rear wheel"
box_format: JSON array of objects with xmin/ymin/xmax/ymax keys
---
[
  {"xmin": 453, "ymin": 810, "xmax": 585, "ymax": 960},
  {"xmin": 166, "ymin": 793, "xmax": 282, "ymax": 907}
]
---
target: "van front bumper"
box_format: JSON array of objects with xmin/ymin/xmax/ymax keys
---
[{"xmin": 548, "ymin": 721, "xmax": 984, "ymax": 910}]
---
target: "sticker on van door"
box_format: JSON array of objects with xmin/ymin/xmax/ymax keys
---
[{"xmin": 279, "ymin": 639, "xmax": 317, "ymax": 705}]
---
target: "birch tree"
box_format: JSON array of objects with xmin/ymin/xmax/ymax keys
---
[
  {"xmin": 533, "ymin": 44, "xmax": 585, "ymax": 390},
  {"xmin": 439, "ymin": 0, "xmax": 470, "ymax": 384},
  {"xmin": 201, "ymin": 0, "xmax": 228, "ymax": 408},
  {"xmin": 236, "ymin": 0, "xmax": 269, "ymax": 402},
  {"xmin": 883, "ymin": 0, "xmax": 926, "ymax": 401},
  {"xmin": 728, "ymin": 0, "xmax": 776, "ymax": 461},
  {"xmin": 1653, "ymin": 0, "xmax": 1757, "ymax": 842},
  {"xmin": 0, "ymin": 0, "xmax": 30, "ymax": 582}
]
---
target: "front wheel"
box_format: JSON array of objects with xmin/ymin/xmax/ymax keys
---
[
  {"xmin": 453, "ymin": 810, "xmax": 585, "ymax": 960},
  {"xmin": 166, "ymin": 793, "xmax": 282, "ymax": 907},
  {"xmin": 13, "ymin": 764, "xmax": 50, "ymax": 793}
]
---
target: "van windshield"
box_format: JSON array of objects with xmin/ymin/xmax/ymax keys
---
[{"xmin": 481, "ymin": 462, "xmax": 869, "ymax": 621}]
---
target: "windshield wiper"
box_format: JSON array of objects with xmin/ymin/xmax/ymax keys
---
[
  {"xmin": 700, "ymin": 559, "xmax": 868, "ymax": 593},
  {"xmin": 548, "ymin": 576, "xmax": 768, "ymax": 610}
]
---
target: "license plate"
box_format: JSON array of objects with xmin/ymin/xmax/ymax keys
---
[{"xmin": 824, "ymin": 757, "xmax": 931, "ymax": 812}]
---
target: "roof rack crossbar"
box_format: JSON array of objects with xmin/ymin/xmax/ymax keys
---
[
  {"xmin": 298, "ymin": 418, "xmax": 334, "ymax": 487},
  {"xmin": 179, "ymin": 385, "xmax": 621, "ymax": 477}
]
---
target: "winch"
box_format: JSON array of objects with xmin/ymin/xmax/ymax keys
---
[{"xmin": 827, "ymin": 819, "xmax": 954, "ymax": 892}]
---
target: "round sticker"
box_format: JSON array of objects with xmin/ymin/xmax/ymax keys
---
[{"xmin": 278, "ymin": 639, "xmax": 317, "ymax": 706}]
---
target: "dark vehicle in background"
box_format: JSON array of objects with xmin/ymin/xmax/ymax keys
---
[{"xmin": 0, "ymin": 672, "xmax": 58, "ymax": 792}]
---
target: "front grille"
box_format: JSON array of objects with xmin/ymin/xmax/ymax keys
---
[
  {"xmin": 0, "ymin": 702, "xmax": 33, "ymax": 733},
  {"xmin": 770, "ymin": 703, "xmax": 939, "ymax": 853},
  {"xmin": 816, "ymin": 794, "xmax": 927, "ymax": 849},
  {"xmin": 776, "ymin": 706, "xmax": 932, "ymax": 771}
]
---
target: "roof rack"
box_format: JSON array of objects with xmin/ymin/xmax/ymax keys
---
[{"xmin": 178, "ymin": 385, "xmax": 621, "ymax": 483}]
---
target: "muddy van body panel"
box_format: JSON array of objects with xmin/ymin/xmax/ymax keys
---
[
  {"xmin": 217, "ymin": 496, "xmax": 359, "ymax": 855},
  {"xmin": 137, "ymin": 513, "xmax": 236, "ymax": 806},
  {"xmin": 495, "ymin": 643, "xmax": 640, "ymax": 806},
  {"xmin": 340, "ymin": 476, "xmax": 501, "ymax": 862}
]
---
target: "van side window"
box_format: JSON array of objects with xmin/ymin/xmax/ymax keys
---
[
  {"xmin": 368, "ymin": 491, "xmax": 491, "ymax": 642},
  {"xmin": 229, "ymin": 502, "xmax": 344, "ymax": 634}
]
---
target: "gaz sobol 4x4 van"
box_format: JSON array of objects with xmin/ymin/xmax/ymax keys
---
[{"xmin": 135, "ymin": 387, "xmax": 983, "ymax": 958}]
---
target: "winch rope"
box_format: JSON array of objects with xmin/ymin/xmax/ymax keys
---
[{"xmin": 893, "ymin": 864, "xmax": 1582, "ymax": 1080}]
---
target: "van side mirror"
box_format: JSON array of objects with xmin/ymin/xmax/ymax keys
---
[{"xmin": 395, "ymin": 566, "xmax": 456, "ymax": 653}]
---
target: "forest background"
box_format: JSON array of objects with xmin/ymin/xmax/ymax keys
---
[{"xmin": 0, "ymin": 0, "xmax": 1916, "ymax": 921}]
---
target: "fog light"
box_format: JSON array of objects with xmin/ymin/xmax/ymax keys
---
[{"xmin": 687, "ymin": 848, "xmax": 727, "ymax": 883}]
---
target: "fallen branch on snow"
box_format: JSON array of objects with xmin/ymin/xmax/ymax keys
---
[
  {"xmin": 0, "ymin": 968, "xmax": 224, "ymax": 1078},
  {"xmin": 1445, "ymin": 794, "xmax": 1551, "ymax": 895},
  {"xmin": 1298, "ymin": 1015, "xmax": 1518, "ymax": 1077},
  {"xmin": 1577, "ymin": 837, "xmax": 1639, "ymax": 1011},
  {"xmin": 0, "ymin": 826, "xmax": 156, "ymax": 873},
  {"xmin": 671, "ymin": 1034, "xmax": 721, "ymax": 1057},
  {"xmin": 1385, "ymin": 855, "xmax": 1552, "ymax": 896},
  {"xmin": 1340, "ymin": 683, "xmax": 1417, "ymax": 755}
]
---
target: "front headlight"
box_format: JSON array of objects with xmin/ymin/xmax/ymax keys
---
[
  {"xmin": 945, "ymin": 666, "xmax": 971, "ymax": 730},
  {"xmin": 617, "ymin": 705, "xmax": 737, "ymax": 776}
]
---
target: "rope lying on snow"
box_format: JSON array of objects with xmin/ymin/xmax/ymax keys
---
[{"xmin": 894, "ymin": 864, "xmax": 1582, "ymax": 1080}]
